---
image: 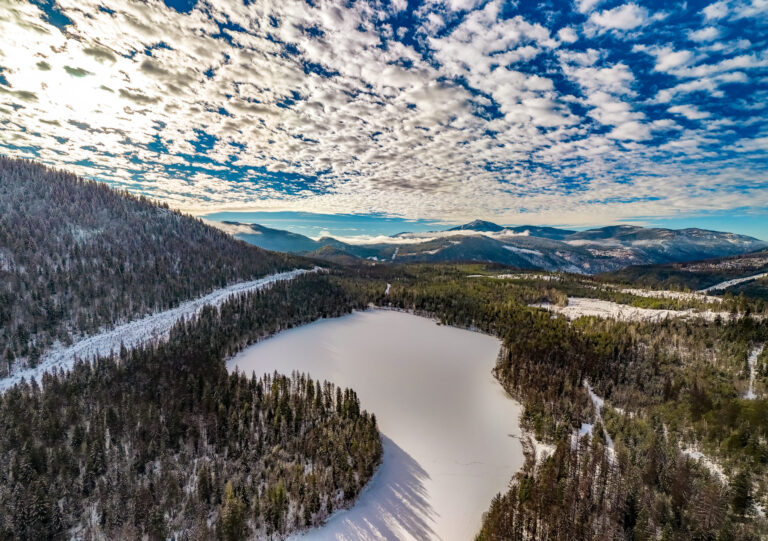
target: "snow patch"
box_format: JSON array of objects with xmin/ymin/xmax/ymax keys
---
[
  {"xmin": 681, "ymin": 447, "xmax": 727, "ymax": 484},
  {"xmin": 617, "ymin": 287, "xmax": 722, "ymax": 303},
  {"xmin": 503, "ymin": 245, "xmax": 543, "ymax": 256}
]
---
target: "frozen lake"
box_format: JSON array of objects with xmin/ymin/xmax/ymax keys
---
[{"xmin": 228, "ymin": 310, "xmax": 524, "ymax": 540}]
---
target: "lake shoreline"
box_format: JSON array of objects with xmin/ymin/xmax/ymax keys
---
[{"xmin": 227, "ymin": 309, "xmax": 527, "ymax": 540}]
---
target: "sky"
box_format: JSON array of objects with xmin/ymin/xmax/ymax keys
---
[{"xmin": 1, "ymin": 0, "xmax": 767, "ymax": 238}]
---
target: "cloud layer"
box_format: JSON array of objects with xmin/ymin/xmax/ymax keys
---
[{"xmin": 0, "ymin": 0, "xmax": 766, "ymax": 226}]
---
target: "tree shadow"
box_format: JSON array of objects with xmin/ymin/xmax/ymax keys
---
[{"xmin": 297, "ymin": 434, "xmax": 438, "ymax": 540}]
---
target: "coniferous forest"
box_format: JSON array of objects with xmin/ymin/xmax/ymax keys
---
[
  {"xmin": 351, "ymin": 265, "xmax": 768, "ymax": 540},
  {"xmin": 0, "ymin": 275, "xmax": 380, "ymax": 540},
  {"xmin": 0, "ymin": 157, "xmax": 303, "ymax": 376}
]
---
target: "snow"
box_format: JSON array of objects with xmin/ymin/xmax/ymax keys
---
[
  {"xmin": 229, "ymin": 310, "xmax": 525, "ymax": 541},
  {"xmin": 745, "ymin": 345, "xmax": 764, "ymax": 400},
  {"xmin": 584, "ymin": 381, "xmax": 613, "ymax": 450},
  {"xmin": 384, "ymin": 283, "xmax": 391, "ymax": 296},
  {"xmin": 617, "ymin": 287, "xmax": 722, "ymax": 303},
  {"xmin": 503, "ymin": 245, "xmax": 543, "ymax": 256},
  {"xmin": 699, "ymin": 272, "xmax": 768, "ymax": 292},
  {"xmin": 535, "ymin": 297, "xmax": 734, "ymax": 322},
  {"xmin": 527, "ymin": 436, "xmax": 555, "ymax": 463},
  {"xmin": 0, "ymin": 268, "xmax": 318, "ymax": 392},
  {"xmin": 468, "ymin": 273, "xmax": 559, "ymax": 281},
  {"xmin": 391, "ymin": 247, "xmax": 399, "ymax": 260},
  {"xmin": 680, "ymin": 447, "xmax": 727, "ymax": 484}
]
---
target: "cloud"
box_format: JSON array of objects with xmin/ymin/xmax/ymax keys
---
[
  {"xmin": 589, "ymin": 3, "xmax": 649, "ymax": 30},
  {"xmin": 557, "ymin": 26, "xmax": 578, "ymax": 43},
  {"xmin": 689, "ymin": 26, "xmax": 721, "ymax": 42},
  {"xmin": 576, "ymin": 0, "xmax": 605, "ymax": 14},
  {"xmin": 0, "ymin": 0, "xmax": 765, "ymax": 228},
  {"xmin": 668, "ymin": 104, "xmax": 711, "ymax": 120},
  {"xmin": 703, "ymin": 1, "xmax": 729, "ymax": 20},
  {"xmin": 654, "ymin": 49, "xmax": 694, "ymax": 72}
]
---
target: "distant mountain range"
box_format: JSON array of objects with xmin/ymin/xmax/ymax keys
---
[{"xmin": 212, "ymin": 220, "xmax": 767, "ymax": 274}]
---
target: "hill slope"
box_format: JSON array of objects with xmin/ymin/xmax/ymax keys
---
[
  {"xmin": 0, "ymin": 157, "xmax": 302, "ymax": 374},
  {"xmin": 601, "ymin": 249, "xmax": 768, "ymax": 298}
]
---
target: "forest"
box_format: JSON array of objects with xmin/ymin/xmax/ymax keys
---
[
  {"xmin": 0, "ymin": 157, "xmax": 304, "ymax": 377},
  {"xmin": 0, "ymin": 275, "xmax": 381, "ymax": 540},
  {"xmin": 350, "ymin": 264, "xmax": 768, "ymax": 540}
]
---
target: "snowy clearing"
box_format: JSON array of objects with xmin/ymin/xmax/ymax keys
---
[
  {"xmin": 0, "ymin": 268, "xmax": 318, "ymax": 392},
  {"xmin": 616, "ymin": 287, "xmax": 722, "ymax": 303},
  {"xmin": 230, "ymin": 310, "xmax": 525, "ymax": 541},
  {"xmin": 468, "ymin": 273, "xmax": 560, "ymax": 281},
  {"xmin": 699, "ymin": 272, "xmax": 768, "ymax": 292},
  {"xmin": 535, "ymin": 298, "xmax": 733, "ymax": 322}
]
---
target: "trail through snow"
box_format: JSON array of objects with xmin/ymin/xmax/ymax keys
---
[
  {"xmin": 0, "ymin": 268, "xmax": 317, "ymax": 391},
  {"xmin": 583, "ymin": 381, "xmax": 614, "ymax": 450}
]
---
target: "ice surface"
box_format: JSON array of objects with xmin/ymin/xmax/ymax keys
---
[{"xmin": 228, "ymin": 310, "xmax": 525, "ymax": 541}]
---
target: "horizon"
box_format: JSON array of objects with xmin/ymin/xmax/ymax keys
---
[
  {"xmin": 200, "ymin": 209, "xmax": 768, "ymax": 241},
  {"xmin": 1, "ymin": 0, "xmax": 767, "ymax": 235}
]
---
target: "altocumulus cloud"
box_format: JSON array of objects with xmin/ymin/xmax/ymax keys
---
[{"xmin": 0, "ymin": 0, "xmax": 766, "ymax": 226}]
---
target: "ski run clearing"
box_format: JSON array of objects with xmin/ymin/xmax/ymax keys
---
[
  {"xmin": 0, "ymin": 268, "xmax": 318, "ymax": 391},
  {"xmin": 535, "ymin": 297, "xmax": 735, "ymax": 323},
  {"xmin": 699, "ymin": 272, "xmax": 768, "ymax": 292}
]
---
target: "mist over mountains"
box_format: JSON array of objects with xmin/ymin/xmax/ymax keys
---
[{"xmin": 213, "ymin": 219, "xmax": 767, "ymax": 274}]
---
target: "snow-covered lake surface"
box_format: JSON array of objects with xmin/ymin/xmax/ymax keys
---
[
  {"xmin": 228, "ymin": 310, "xmax": 524, "ymax": 541},
  {"xmin": 0, "ymin": 268, "xmax": 316, "ymax": 391}
]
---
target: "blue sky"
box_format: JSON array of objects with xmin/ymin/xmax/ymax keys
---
[{"xmin": 1, "ymin": 0, "xmax": 766, "ymax": 238}]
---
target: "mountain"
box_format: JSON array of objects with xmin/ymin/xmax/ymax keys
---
[
  {"xmin": 216, "ymin": 222, "xmax": 324, "ymax": 252},
  {"xmin": 220, "ymin": 218, "xmax": 766, "ymax": 274},
  {"xmin": 0, "ymin": 157, "xmax": 302, "ymax": 373},
  {"xmin": 448, "ymin": 219, "xmax": 505, "ymax": 232}
]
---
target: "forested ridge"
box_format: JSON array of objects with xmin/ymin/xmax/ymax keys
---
[
  {"xmin": 0, "ymin": 275, "xmax": 381, "ymax": 540},
  {"xmin": 339, "ymin": 264, "xmax": 768, "ymax": 540},
  {"xmin": 0, "ymin": 157, "xmax": 305, "ymax": 376}
]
